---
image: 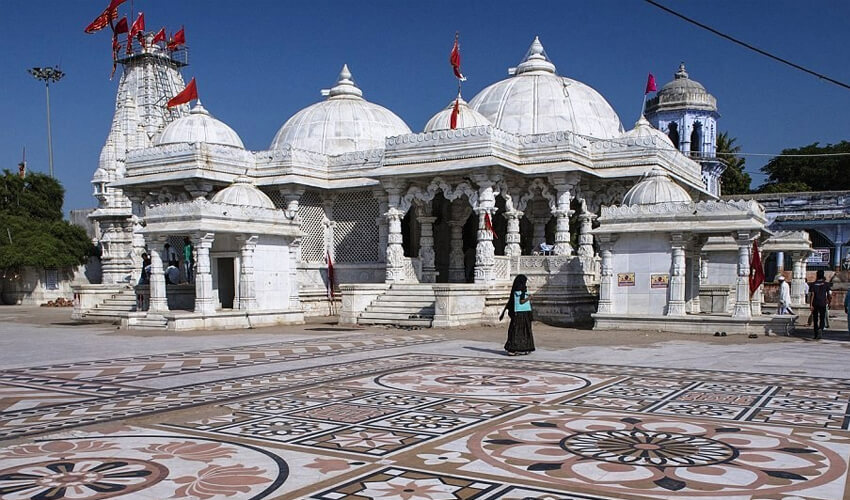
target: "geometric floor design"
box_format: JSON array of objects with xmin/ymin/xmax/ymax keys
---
[{"xmin": 1, "ymin": 344, "xmax": 849, "ymax": 498}]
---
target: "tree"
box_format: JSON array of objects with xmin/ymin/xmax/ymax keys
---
[
  {"xmin": 758, "ymin": 141, "xmax": 850, "ymax": 193},
  {"xmin": 0, "ymin": 170, "xmax": 95, "ymax": 271},
  {"xmin": 716, "ymin": 132, "xmax": 751, "ymax": 195}
]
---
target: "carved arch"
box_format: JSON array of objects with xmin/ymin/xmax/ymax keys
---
[
  {"xmin": 398, "ymin": 177, "xmax": 478, "ymax": 213},
  {"xmin": 516, "ymin": 178, "xmax": 556, "ymax": 213}
]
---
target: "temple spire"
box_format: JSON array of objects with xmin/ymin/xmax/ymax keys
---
[
  {"xmin": 514, "ymin": 36, "xmax": 556, "ymax": 75},
  {"xmin": 325, "ymin": 63, "xmax": 363, "ymax": 99}
]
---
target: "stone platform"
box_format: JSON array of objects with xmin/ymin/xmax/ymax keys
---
[{"xmin": 593, "ymin": 312, "xmax": 798, "ymax": 335}]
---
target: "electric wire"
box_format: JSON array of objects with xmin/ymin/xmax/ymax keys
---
[{"xmin": 643, "ymin": 0, "xmax": 850, "ymax": 92}]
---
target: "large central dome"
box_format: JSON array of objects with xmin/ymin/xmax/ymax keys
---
[
  {"xmin": 270, "ymin": 65, "xmax": 411, "ymax": 155},
  {"xmin": 469, "ymin": 37, "xmax": 623, "ymax": 138}
]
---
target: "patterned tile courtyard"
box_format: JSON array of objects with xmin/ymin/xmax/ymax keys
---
[{"xmin": 1, "ymin": 307, "xmax": 850, "ymax": 499}]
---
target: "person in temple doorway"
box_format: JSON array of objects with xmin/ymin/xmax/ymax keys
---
[{"xmin": 183, "ymin": 237, "xmax": 194, "ymax": 283}]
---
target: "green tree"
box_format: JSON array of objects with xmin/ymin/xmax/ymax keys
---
[
  {"xmin": 0, "ymin": 170, "xmax": 95, "ymax": 271},
  {"xmin": 716, "ymin": 132, "xmax": 751, "ymax": 195},
  {"xmin": 758, "ymin": 141, "xmax": 850, "ymax": 192}
]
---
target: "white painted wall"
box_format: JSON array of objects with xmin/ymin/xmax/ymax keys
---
[
  {"xmin": 704, "ymin": 251, "xmax": 738, "ymax": 287},
  {"xmin": 611, "ymin": 233, "xmax": 672, "ymax": 315},
  {"xmin": 254, "ymin": 236, "xmax": 291, "ymax": 311}
]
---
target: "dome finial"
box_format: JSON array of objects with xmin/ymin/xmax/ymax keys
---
[
  {"xmin": 675, "ymin": 62, "xmax": 688, "ymax": 80},
  {"xmin": 515, "ymin": 36, "xmax": 556, "ymax": 75},
  {"xmin": 190, "ymin": 99, "xmax": 209, "ymax": 115},
  {"xmin": 325, "ymin": 63, "xmax": 364, "ymax": 99}
]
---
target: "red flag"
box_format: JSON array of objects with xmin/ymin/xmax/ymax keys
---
[
  {"xmin": 167, "ymin": 27, "xmax": 185, "ymax": 51},
  {"xmin": 84, "ymin": 0, "xmax": 126, "ymax": 33},
  {"xmin": 113, "ymin": 16, "xmax": 128, "ymax": 35},
  {"xmin": 450, "ymin": 98, "xmax": 459, "ymax": 129},
  {"xmin": 449, "ymin": 33, "xmax": 466, "ymax": 81},
  {"xmin": 749, "ymin": 240, "xmax": 765, "ymax": 295},
  {"xmin": 152, "ymin": 27, "xmax": 166, "ymax": 45},
  {"xmin": 326, "ymin": 251, "xmax": 336, "ymax": 301},
  {"xmin": 484, "ymin": 212, "xmax": 498, "ymax": 239},
  {"xmin": 166, "ymin": 77, "xmax": 198, "ymax": 107},
  {"xmin": 129, "ymin": 12, "xmax": 144, "ymax": 36},
  {"xmin": 645, "ymin": 73, "xmax": 657, "ymax": 94}
]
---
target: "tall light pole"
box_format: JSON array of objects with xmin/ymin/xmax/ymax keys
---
[{"xmin": 28, "ymin": 66, "xmax": 65, "ymax": 178}]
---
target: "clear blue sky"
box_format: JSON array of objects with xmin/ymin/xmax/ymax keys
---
[{"xmin": 1, "ymin": 0, "xmax": 848, "ymax": 215}]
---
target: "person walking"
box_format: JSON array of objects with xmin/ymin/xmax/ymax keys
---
[
  {"xmin": 809, "ymin": 270, "xmax": 832, "ymax": 340},
  {"xmin": 776, "ymin": 275, "xmax": 794, "ymax": 315},
  {"xmin": 500, "ymin": 274, "xmax": 535, "ymax": 356}
]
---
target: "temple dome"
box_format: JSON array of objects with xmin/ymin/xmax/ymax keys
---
[
  {"xmin": 156, "ymin": 102, "xmax": 244, "ymax": 148},
  {"xmin": 270, "ymin": 64, "xmax": 411, "ymax": 155},
  {"xmin": 646, "ymin": 63, "xmax": 717, "ymax": 114},
  {"xmin": 423, "ymin": 96, "xmax": 490, "ymax": 132},
  {"xmin": 468, "ymin": 37, "xmax": 623, "ymax": 138},
  {"xmin": 622, "ymin": 168, "xmax": 692, "ymax": 206},
  {"xmin": 620, "ymin": 116, "xmax": 676, "ymax": 148},
  {"xmin": 211, "ymin": 177, "xmax": 275, "ymax": 209}
]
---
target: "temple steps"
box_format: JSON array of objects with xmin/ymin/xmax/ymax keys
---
[
  {"xmin": 358, "ymin": 283, "xmax": 435, "ymax": 327},
  {"xmin": 82, "ymin": 288, "xmax": 137, "ymax": 321}
]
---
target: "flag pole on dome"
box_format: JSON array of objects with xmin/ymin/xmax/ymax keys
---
[{"xmin": 640, "ymin": 72, "xmax": 657, "ymax": 118}]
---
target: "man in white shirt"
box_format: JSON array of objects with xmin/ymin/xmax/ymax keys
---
[{"xmin": 777, "ymin": 275, "xmax": 794, "ymax": 315}]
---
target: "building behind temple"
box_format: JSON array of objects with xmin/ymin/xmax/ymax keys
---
[{"xmin": 72, "ymin": 33, "xmax": 808, "ymax": 333}]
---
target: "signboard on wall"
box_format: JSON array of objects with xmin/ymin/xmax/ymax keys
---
[
  {"xmin": 618, "ymin": 273, "xmax": 635, "ymax": 286},
  {"xmin": 807, "ymin": 248, "xmax": 831, "ymax": 266},
  {"xmin": 650, "ymin": 274, "xmax": 669, "ymax": 288}
]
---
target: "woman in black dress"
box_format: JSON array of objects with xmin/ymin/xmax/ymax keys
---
[{"xmin": 500, "ymin": 274, "xmax": 535, "ymax": 356}]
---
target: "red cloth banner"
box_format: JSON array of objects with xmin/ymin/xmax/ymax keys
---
[
  {"xmin": 152, "ymin": 27, "xmax": 166, "ymax": 45},
  {"xmin": 113, "ymin": 16, "xmax": 128, "ymax": 35},
  {"xmin": 484, "ymin": 212, "xmax": 498, "ymax": 239},
  {"xmin": 166, "ymin": 77, "xmax": 198, "ymax": 108},
  {"xmin": 84, "ymin": 0, "xmax": 126, "ymax": 33},
  {"xmin": 749, "ymin": 240, "xmax": 765, "ymax": 295},
  {"xmin": 645, "ymin": 73, "xmax": 657, "ymax": 94},
  {"xmin": 129, "ymin": 12, "xmax": 145, "ymax": 36},
  {"xmin": 450, "ymin": 98, "xmax": 459, "ymax": 129},
  {"xmin": 449, "ymin": 34, "xmax": 466, "ymax": 81},
  {"xmin": 167, "ymin": 27, "xmax": 185, "ymax": 51}
]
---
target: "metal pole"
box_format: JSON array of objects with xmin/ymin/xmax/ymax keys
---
[{"xmin": 45, "ymin": 83, "xmax": 54, "ymax": 178}]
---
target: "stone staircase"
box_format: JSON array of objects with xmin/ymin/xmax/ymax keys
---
[
  {"xmin": 82, "ymin": 287, "xmax": 138, "ymax": 322},
  {"xmin": 358, "ymin": 283, "xmax": 435, "ymax": 327}
]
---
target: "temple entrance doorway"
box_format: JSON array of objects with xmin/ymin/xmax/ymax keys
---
[{"xmin": 216, "ymin": 257, "xmax": 235, "ymax": 309}]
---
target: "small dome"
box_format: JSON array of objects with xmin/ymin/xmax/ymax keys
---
[
  {"xmin": 646, "ymin": 63, "xmax": 717, "ymax": 114},
  {"xmin": 622, "ymin": 168, "xmax": 692, "ymax": 206},
  {"xmin": 156, "ymin": 102, "xmax": 244, "ymax": 148},
  {"xmin": 468, "ymin": 37, "xmax": 623, "ymax": 138},
  {"xmin": 620, "ymin": 116, "xmax": 676, "ymax": 149},
  {"xmin": 211, "ymin": 177, "xmax": 275, "ymax": 209},
  {"xmin": 423, "ymin": 96, "xmax": 490, "ymax": 132},
  {"xmin": 270, "ymin": 64, "xmax": 411, "ymax": 155}
]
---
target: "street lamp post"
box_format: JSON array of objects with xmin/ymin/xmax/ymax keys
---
[{"xmin": 28, "ymin": 66, "xmax": 65, "ymax": 178}]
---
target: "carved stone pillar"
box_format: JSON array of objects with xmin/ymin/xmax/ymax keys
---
[
  {"xmin": 148, "ymin": 238, "xmax": 168, "ymax": 313},
  {"xmin": 503, "ymin": 210, "xmax": 523, "ymax": 257},
  {"xmin": 236, "ymin": 235, "xmax": 259, "ymax": 311},
  {"xmin": 288, "ymin": 237, "xmax": 301, "ymax": 310},
  {"xmin": 732, "ymin": 231, "xmax": 753, "ymax": 319},
  {"xmin": 667, "ymin": 233, "xmax": 687, "ymax": 316},
  {"xmin": 689, "ymin": 252, "xmax": 702, "ymax": 314},
  {"xmin": 549, "ymin": 173, "xmax": 579, "ymax": 256},
  {"xmin": 474, "ymin": 180, "xmax": 496, "ymax": 283},
  {"xmin": 791, "ymin": 251, "xmax": 808, "ymax": 307},
  {"xmin": 194, "ymin": 233, "xmax": 216, "ymax": 315},
  {"xmin": 577, "ymin": 209, "xmax": 595, "ymax": 258},
  {"xmin": 597, "ymin": 235, "xmax": 616, "ymax": 314},
  {"xmin": 417, "ymin": 208, "xmax": 437, "ymax": 283}
]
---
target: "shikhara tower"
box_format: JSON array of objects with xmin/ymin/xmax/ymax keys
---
[
  {"xmin": 645, "ymin": 63, "xmax": 724, "ymax": 197},
  {"xmin": 89, "ymin": 36, "xmax": 188, "ymax": 283}
]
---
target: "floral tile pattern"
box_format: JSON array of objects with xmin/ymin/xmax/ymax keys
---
[{"xmin": 2, "ymin": 350, "xmax": 850, "ymax": 499}]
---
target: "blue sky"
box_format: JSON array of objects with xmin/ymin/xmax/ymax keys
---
[{"xmin": 1, "ymin": 0, "xmax": 848, "ymax": 215}]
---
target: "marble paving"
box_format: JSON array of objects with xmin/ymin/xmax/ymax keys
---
[{"xmin": 1, "ymin": 332, "xmax": 849, "ymax": 499}]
